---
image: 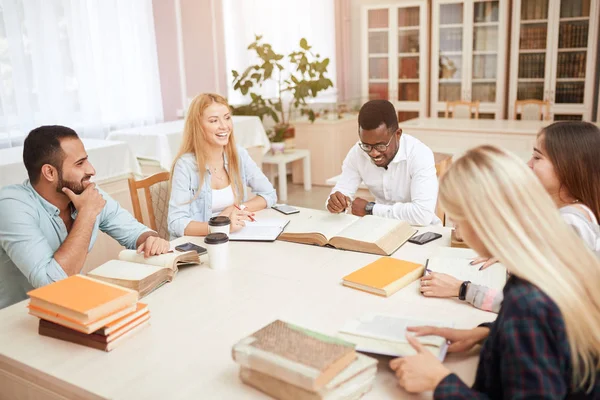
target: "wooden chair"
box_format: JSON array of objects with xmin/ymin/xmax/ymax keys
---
[
  {"xmin": 514, "ymin": 99, "xmax": 551, "ymax": 121},
  {"xmin": 128, "ymin": 172, "xmax": 171, "ymax": 240},
  {"xmin": 445, "ymin": 101, "xmax": 480, "ymax": 119},
  {"xmin": 433, "ymin": 152, "xmax": 453, "ymax": 225}
]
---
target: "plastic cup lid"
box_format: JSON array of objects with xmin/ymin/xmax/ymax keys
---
[
  {"xmin": 208, "ymin": 216, "xmax": 231, "ymax": 226},
  {"xmin": 204, "ymin": 232, "xmax": 229, "ymax": 244}
]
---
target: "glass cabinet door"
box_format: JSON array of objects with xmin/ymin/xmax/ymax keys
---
[
  {"xmin": 367, "ymin": 8, "xmax": 390, "ymax": 101},
  {"xmin": 553, "ymin": 0, "xmax": 590, "ymax": 105},
  {"xmin": 397, "ymin": 6, "xmax": 420, "ymax": 103},
  {"xmin": 471, "ymin": 0, "xmax": 500, "ymax": 103},
  {"xmin": 516, "ymin": 0, "xmax": 550, "ymax": 101},
  {"xmin": 437, "ymin": 2, "xmax": 464, "ymax": 103}
]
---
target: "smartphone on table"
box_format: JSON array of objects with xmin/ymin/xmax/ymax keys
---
[
  {"xmin": 175, "ymin": 242, "xmax": 207, "ymax": 255},
  {"xmin": 408, "ymin": 232, "xmax": 442, "ymax": 245},
  {"xmin": 272, "ymin": 204, "xmax": 300, "ymax": 215}
]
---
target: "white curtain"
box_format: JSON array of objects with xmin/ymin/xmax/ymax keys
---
[
  {"xmin": 222, "ymin": 0, "xmax": 337, "ymax": 107},
  {"xmin": 0, "ymin": 0, "xmax": 163, "ymax": 148}
]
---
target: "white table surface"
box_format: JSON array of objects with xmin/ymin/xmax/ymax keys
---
[
  {"xmin": 399, "ymin": 117, "xmax": 551, "ymax": 135},
  {"xmin": 0, "ymin": 138, "xmax": 141, "ymax": 188},
  {"xmin": 106, "ymin": 116, "xmax": 271, "ymax": 170},
  {"xmin": 0, "ymin": 208, "xmax": 495, "ymax": 399}
]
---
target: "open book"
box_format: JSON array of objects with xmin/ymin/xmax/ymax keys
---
[
  {"xmin": 87, "ymin": 249, "xmax": 200, "ymax": 297},
  {"xmin": 427, "ymin": 247, "xmax": 507, "ymax": 291},
  {"xmin": 228, "ymin": 218, "xmax": 290, "ymax": 242},
  {"xmin": 278, "ymin": 209, "xmax": 416, "ymax": 256},
  {"xmin": 338, "ymin": 314, "xmax": 453, "ymax": 361}
]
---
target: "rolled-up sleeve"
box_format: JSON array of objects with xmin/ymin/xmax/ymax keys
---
[
  {"xmin": 0, "ymin": 198, "xmax": 68, "ymax": 288},
  {"xmin": 97, "ymin": 189, "xmax": 150, "ymax": 249},
  {"xmin": 240, "ymin": 147, "xmax": 277, "ymax": 207},
  {"xmin": 168, "ymin": 157, "xmax": 195, "ymax": 238},
  {"xmin": 372, "ymin": 147, "xmax": 438, "ymax": 225}
]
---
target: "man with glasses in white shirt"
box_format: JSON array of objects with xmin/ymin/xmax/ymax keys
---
[{"xmin": 327, "ymin": 100, "xmax": 440, "ymax": 225}]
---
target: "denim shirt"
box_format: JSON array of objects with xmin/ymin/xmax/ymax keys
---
[
  {"xmin": 0, "ymin": 181, "xmax": 151, "ymax": 310},
  {"xmin": 168, "ymin": 146, "xmax": 277, "ymax": 239}
]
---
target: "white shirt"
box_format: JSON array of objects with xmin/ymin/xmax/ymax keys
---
[
  {"xmin": 211, "ymin": 185, "xmax": 235, "ymax": 216},
  {"xmin": 329, "ymin": 134, "xmax": 440, "ymax": 226}
]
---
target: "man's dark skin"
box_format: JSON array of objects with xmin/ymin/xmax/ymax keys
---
[{"xmin": 327, "ymin": 124, "xmax": 401, "ymax": 216}]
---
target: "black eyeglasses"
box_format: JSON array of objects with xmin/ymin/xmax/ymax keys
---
[{"xmin": 358, "ymin": 132, "xmax": 396, "ymax": 153}]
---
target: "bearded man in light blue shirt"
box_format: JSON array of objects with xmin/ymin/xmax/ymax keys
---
[{"xmin": 0, "ymin": 126, "xmax": 171, "ymax": 309}]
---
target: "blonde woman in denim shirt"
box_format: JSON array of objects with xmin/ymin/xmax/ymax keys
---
[{"xmin": 168, "ymin": 93, "xmax": 277, "ymax": 239}]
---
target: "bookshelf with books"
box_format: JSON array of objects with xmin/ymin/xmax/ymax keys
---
[
  {"xmin": 508, "ymin": 0, "xmax": 599, "ymax": 120},
  {"xmin": 431, "ymin": 0, "xmax": 509, "ymax": 119},
  {"xmin": 361, "ymin": 1, "xmax": 429, "ymax": 122}
]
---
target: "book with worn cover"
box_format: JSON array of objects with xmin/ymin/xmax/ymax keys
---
[
  {"xmin": 87, "ymin": 249, "xmax": 200, "ymax": 297},
  {"xmin": 278, "ymin": 208, "xmax": 416, "ymax": 256},
  {"xmin": 232, "ymin": 320, "xmax": 357, "ymax": 391},
  {"xmin": 240, "ymin": 353, "xmax": 377, "ymax": 400},
  {"xmin": 342, "ymin": 257, "xmax": 424, "ymax": 297},
  {"xmin": 338, "ymin": 314, "xmax": 452, "ymax": 361}
]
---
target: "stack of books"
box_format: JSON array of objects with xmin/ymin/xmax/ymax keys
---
[
  {"xmin": 232, "ymin": 320, "xmax": 377, "ymax": 400},
  {"xmin": 27, "ymin": 275, "xmax": 150, "ymax": 352}
]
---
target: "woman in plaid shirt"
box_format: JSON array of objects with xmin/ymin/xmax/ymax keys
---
[{"xmin": 390, "ymin": 145, "xmax": 600, "ymax": 398}]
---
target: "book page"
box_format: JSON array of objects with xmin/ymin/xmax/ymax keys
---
[
  {"xmin": 334, "ymin": 215, "xmax": 410, "ymax": 244},
  {"xmin": 88, "ymin": 260, "xmax": 164, "ymax": 281},
  {"xmin": 229, "ymin": 218, "xmax": 289, "ymax": 241},
  {"xmin": 118, "ymin": 250, "xmax": 179, "ymax": 269},
  {"xmin": 340, "ymin": 313, "xmax": 452, "ymax": 346},
  {"xmin": 427, "ymin": 248, "xmax": 507, "ymax": 291},
  {"xmin": 283, "ymin": 208, "xmax": 359, "ymax": 241}
]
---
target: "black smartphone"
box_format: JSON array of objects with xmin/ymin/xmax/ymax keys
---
[
  {"xmin": 272, "ymin": 204, "xmax": 300, "ymax": 215},
  {"xmin": 175, "ymin": 242, "xmax": 207, "ymax": 255},
  {"xmin": 408, "ymin": 232, "xmax": 442, "ymax": 245}
]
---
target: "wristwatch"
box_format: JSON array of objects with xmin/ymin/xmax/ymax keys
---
[
  {"xmin": 364, "ymin": 202, "xmax": 375, "ymax": 215},
  {"xmin": 458, "ymin": 281, "xmax": 471, "ymax": 300}
]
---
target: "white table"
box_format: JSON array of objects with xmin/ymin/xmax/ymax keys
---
[
  {"xmin": 106, "ymin": 116, "xmax": 271, "ymax": 170},
  {"xmin": 0, "ymin": 139, "xmax": 142, "ymax": 273},
  {"xmin": 0, "ymin": 208, "xmax": 495, "ymax": 399},
  {"xmin": 262, "ymin": 149, "xmax": 312, "ymax": 202},
  {"xmin": 399, "ymin": 117, "xmax": 551, "ymax": 157}
]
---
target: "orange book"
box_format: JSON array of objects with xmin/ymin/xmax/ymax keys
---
[
  {"xmin": 342, "ymin": 258, "xmax": 424, "ymax": 297},
  {"xmin": 96, "ymin": 302, "xmax": 148, "ymax": 336},
  {"xmin": 27, "ymin": 275, "xmax": 138, "ymax": 324}
]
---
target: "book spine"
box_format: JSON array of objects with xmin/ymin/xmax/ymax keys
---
[{"xmin": 232, "ymin": 344, "xmax": 321, "ymax": 391}]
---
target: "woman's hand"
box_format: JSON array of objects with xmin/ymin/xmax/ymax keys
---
[
  {"xmin": 389, "ymin": 334, "xmax": 452, "ymax": 393},
  {"xmin": 470, "ymin": 256, "xmax": 499, "ymax": 270},
  {"xmin": 406, "ymin": 325, "xmax": 490, "ymax": 353},
  {"xmin": 420, "ymin": 272, "xmax": 462, "ymax": 298},
  {"xmin": 219, "ymin": 207, "xmax": 254, "ymax": 233}
]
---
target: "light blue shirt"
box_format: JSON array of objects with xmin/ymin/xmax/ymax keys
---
[
  {"xmin": 0, "ymin": 181, "xmax": 151, "ymax": 309},
  {"xmin": 168, "ymin": 146, "xmax": 277, "ymax": 238}
]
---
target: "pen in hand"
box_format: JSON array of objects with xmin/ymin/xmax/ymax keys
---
[{"xmin": 234, "ymin": 204, "xmax": 256, "ymax": 222}]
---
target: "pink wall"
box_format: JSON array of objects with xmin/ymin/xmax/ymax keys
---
[{"xmin": 152, "ymin": 0, "xmax": 227, "ymax": 121}]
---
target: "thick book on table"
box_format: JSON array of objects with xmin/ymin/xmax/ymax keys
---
[
  {"xmin": 239, "ymin": 353, "xmax": 377, "ymax": 400},
  {"xmin": 342, "ymin": 257, "xmax": 424, "ymax": 297},
  {"xmin": 338, "ymin": 314, "xmax": 452, "ymax": 361},
  {"xmin": 87, "ymin": 249, "xmax": 200, "ymax": 297},
  {"xmin": 27, "ymin": 275, "xmax": 138, "ymax": 333},
  {"xmin": 278, "ymin": 209, "xmax": 416, "ymax": 256},
  {"xmin": 232, "ymin": 320, "xmax": 357, "ymax": 391}
]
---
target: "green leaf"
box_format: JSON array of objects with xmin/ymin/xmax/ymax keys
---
[
  {"xmin": 299, "ymin": 38, "xmax": 310, "ymax": 50},
  {"xmin": 232, "ymin": 70, "xmax": 239, "ymax": 79}
]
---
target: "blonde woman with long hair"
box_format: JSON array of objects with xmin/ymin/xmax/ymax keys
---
[
  {"xmin": 168, "ymin": 93, "xmax": 276, "ymax": 238},
  {"xmin": 390, "ymin": 146, "xmax": 600, "ymax": 398}
]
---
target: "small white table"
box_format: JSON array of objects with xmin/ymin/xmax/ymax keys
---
[{"xmin": 262, "ymin": 149, "xmax": 311, "ymax": 202}]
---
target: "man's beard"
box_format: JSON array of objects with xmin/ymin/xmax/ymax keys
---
[{"xmin": 56, "ymin": 170, "xmax": 90, "ymax": 195}]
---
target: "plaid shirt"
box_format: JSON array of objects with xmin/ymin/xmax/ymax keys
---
[{"xmin": 434, "ymin": 276, "xmax": 600, "ymax": 399}]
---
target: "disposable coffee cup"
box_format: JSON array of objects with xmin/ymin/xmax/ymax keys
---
[
  {"xmin": 204, "ymin": 232, "xmax": 229, "ymax": 270},
  {"xmin": 208, "ymin": 216, "xmax": 231, "ymax": 235}
]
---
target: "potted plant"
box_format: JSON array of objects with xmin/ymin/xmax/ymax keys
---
[
  {"xmin": 266, "ymin": 127, "xmax": 285, "ymax": 154},
  {"xmin": 231, "ymin": 35, "xmax": 333, "ymax": 150}
]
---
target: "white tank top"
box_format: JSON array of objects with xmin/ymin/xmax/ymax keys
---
[{"xmin": 211, "ymin": 185, "xmax": 235, "ymax": 217}]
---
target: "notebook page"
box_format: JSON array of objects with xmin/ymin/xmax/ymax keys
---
[
  {"xmin": 283, "ymin": 208, "xmax": 359, "ymax": 241},
  {"xmin": 335, "ymin": 215, "xmax": 405, "ymax": 243},
  {"xmin": 427, "ymin": 249, "xmax": 507, "ymax": 291},
  {"xmin": 89, "ymin": 260, "xmax": 164, "ymax": 281},
  {"xmin": 340, "ymin": 313, "xmax": 451, "ymax": 346},
  {"xmin": 118, "ymin": 250, "xmax": 177, "ymax": 268}
]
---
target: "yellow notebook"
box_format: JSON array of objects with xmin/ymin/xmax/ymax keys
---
[{"xmin": 342, "ymin": 258, "xmax": 424, "ymax": 297}]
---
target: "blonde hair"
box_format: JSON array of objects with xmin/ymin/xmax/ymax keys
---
[
  {"xmin": 439, "ymin": 145, "xmax": 600, "ymax": 392},
  {"xmin": 171, "ymin": 93, "xmax": 243, "ymax": 203}
]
